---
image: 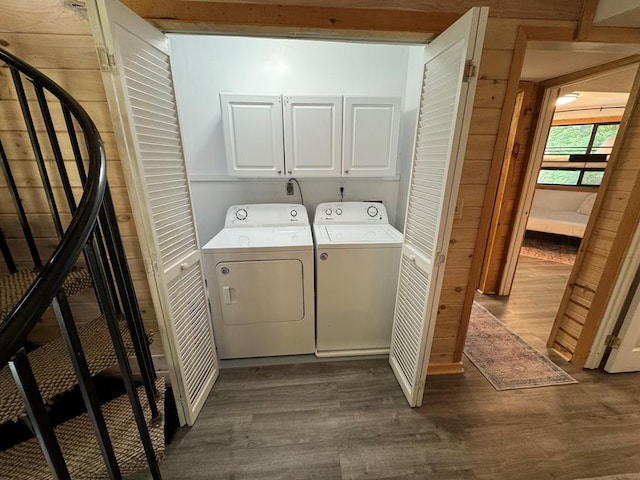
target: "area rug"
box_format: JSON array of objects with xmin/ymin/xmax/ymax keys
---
[
  {"xmin": 464, "ymin": 303, "xmax": 578, "ymax": 391},
  {"xmin": 520, "ymin": 231, "xmax": 579, "ymax": 265}
]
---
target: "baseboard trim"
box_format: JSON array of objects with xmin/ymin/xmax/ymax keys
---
[{"xmin": 427, "ymin": 361, "xmax": 464, "ymax": 375}]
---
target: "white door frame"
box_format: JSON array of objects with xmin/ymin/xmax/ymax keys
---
[{"xmin": 587, "ymin": 212, "xmax": 640, "ymax": 368}]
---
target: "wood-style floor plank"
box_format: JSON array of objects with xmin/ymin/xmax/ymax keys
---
[
  {"xmin": 475, "ymin": 255, "xmax": 574, "ymax": 353},
  {"xmin": 129, "ymin": 256, "xmax": 640, "ymax": 479}
]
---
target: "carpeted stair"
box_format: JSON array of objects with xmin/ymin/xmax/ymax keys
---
[
  {"xmin": 0, "ymin": 379, "xmax": 165, "ymax": 480},
  {"xmin": 0, "ymin": 266, "xmax": 93, "ymax": 320},
  {"xmin": 0, "ymin": 268, "xmax": 164, "ymax": 478},
  {"xmin": 0, "ymin": 315, "xmax": 150, "ymax": 424}
]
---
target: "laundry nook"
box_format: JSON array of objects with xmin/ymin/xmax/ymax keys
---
[
  {"xmin": 168, "ymin": 33, "xmax": 429, "ymax": 363},
  {"xmin": 159, "ymin": 7, "xmax": 489, "ymax": 407}
]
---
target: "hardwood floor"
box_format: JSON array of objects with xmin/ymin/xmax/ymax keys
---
[
  {"xmin": 475, "ymin": 255, "xmax": 573, "ymax": 354},
  {"xmin": 129, "ymin": 256, "xmax": 640, "ymax": 480}
]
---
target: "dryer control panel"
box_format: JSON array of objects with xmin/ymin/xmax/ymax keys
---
[
  {"xmin": 225, "ymin": 204, "xmax": 309, "ymax": 227},
  {"xmin": 315, "ymin": 202, "xmax": 389, "ymax": 224}
]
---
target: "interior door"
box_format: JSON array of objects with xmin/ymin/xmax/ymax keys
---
[
  {"xmin": 88, "ymin": 0, "xmax": 219, "ymax": 425},
  {"xmin": 605, "ymin": 283, "xmax": 640, "ymax": 373},
  {"xmin": 389, "ymin": 7, "xmax": 487, "ymax": 407}
]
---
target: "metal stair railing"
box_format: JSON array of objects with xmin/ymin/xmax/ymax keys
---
[{"xmin": 0, "ymin": 47, "xmax": 162, "ymax": 479}]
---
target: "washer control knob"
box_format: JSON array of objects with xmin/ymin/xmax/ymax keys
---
[
  {"xmin": 325, "ymin": 208, "xmax": 332, "ymax": 215},
  {"xmin": 367, "ymin": 205, "xmax": 378, "ymax": 217},
  {"xmin": 221, "ymin": 267, "xmax": 230, "ymax": 275},
  {"xmin": 290, "ymin": 209, "xmax": 298, "ymax": 217},
  {"xmin": 320, "ymin": 252, "xmax": 329, "ymax": 261},
  {"xmin": 235, "ymin": 208, "xmax": 248, "ymax": 221},
  {"xmin": 336, "ymin": 208, "xmax": 342, "ymax": 215}
]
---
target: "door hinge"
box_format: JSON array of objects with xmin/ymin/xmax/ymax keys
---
[
  {"xmin": 144, "ymin": 257, "xmax": 159, "ymax": 275},
  {"xmin": 97, "ymin": 46, "xmax": 116, "ymax": 72},
  {"xmin": 435, "ymin": 252, "xmax": 446, "ymax": 265},
  {"xmin": 463, "ymin": 60, "xmax": 476, "ymax": 82},
  {"xmin": 605, "ymin": 334, "xmax": 621, "ymax": 349}
]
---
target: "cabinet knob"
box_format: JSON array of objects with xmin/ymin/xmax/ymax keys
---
[
  {"xmin": 180, "ymin": 262, "xmax": 189, "ymax": 271},
  {"xmin": 344, "ymin": 169, "xmax": 349, "ymax": 174},
  {"xmin": 277, "ymin": 169, "xmax": 282, "ymax": 174},
  {"xmin": 288, "ymin": 170, "xmax": 292, "ymax": 174}
]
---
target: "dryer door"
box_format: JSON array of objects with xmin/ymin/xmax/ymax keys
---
[{"xmin": 216, "ymin": 259, "xmax": 305, "ymax": 325}]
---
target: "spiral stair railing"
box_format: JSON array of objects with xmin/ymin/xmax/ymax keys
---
[{"xmin": 0, "ymin": 46, "xmax": 164, "ymax": 479}]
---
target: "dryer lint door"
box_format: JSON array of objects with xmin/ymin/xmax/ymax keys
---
[{"xmin": 215, "ymin": 259, "xmax": 305, "ymax": 324}]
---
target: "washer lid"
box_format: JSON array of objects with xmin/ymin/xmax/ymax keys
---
[
  {"xmin": 203, "ymin": 226, "xmax": 313, "ymax": 252},
  {"xmin": 315, "ymin": 224, "xmax": 402, "ymax": 246}
]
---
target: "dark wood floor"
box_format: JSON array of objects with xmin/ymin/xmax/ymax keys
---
[
  {"xmin": 475, "ymin": 255, "xmax": 574, "ymax": 355},
  {"xmin": 130, "ymin": 256, "xmax": 640, "ymax": 480}
]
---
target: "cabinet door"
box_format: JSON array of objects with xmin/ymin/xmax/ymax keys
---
[
  {"xmin": 220, "ymin": 94, "xmax": 285, "ymax": 177},
  {"xmin": 283, "ymin": 96, "xmax": 342, "ymax": 177},
  {"xmin": 343, "ymin": 97, "xmax": 402, "ymax": 177}
]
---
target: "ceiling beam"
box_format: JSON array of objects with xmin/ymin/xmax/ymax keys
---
[
  {"xmin": 575, "ymin": 0, "xmax": 599, "ymax": 41},
  {"xmin": 120, "ymin": 0, "xmax": 459, "ymax": 38},
  {"xmin": 120, "ymin": 0, "xmax": 588, "ymax": 39}
]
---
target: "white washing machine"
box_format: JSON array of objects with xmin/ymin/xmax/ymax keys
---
[
  {"xmin": 202, "ymin": 204, "xmax": 315, "ymax": 359},
  {"xmin": 314, "ymin": 202, "xmax": 403, "ymax": 357}
]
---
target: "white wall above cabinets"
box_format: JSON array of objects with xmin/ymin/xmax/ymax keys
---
[
  {"xmin": 220, "ymin": 93, "xmax": 401, "ymax": 178},
  {"xmin": 220, "ymin": 94, "xmax": 284, "ymax": 177}
]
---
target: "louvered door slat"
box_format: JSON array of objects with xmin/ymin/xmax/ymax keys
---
[
  {"xmin": 95, "ymin": 0, "xmax": 219, "ymax": 426},
  {"xmin": 389, "ymin": 8, "xmax": 487, "ymax": 407}
]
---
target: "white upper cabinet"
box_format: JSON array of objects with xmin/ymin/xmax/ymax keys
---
[
  {"xmin": 343, "ymin": 97, "xmax": 401, "ymax": 177},
  {"xmin": 220, "ymin": 93, "xmax": 401, "ymax": 178},
  {"xmin": 283, "ymin": 96, "xmax": 342, "ymax": 177},
  {"xmin": 220, "ymin": 94, "xmax": 285, "ymax": 177}
]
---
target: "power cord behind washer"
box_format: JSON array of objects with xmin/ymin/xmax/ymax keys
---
[{"xmin": 288, "ymin": 178, "xmax": 304, "ymax": 206}]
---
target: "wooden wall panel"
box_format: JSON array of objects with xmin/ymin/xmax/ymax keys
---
[
  {"xmin": 548, "ymin": 66, "xmax": 640, "ymax": 365},
  {"xmin": 478, "ymin": 81, "xmax": 542, "ymax": 293},
  {"xmin": 0, "ymin": 1, "xmax": 160, "ymax": 366},
  {"xmin": 122, "ymin": 0, "xmax": 583, "ymax": 38},
  {"xmin": 432, "ymin": 18, "xmax": 527, "ymax": 374}
]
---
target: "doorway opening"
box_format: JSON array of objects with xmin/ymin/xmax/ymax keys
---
[{"xmin": 475, "ymin": 41, "xmax": 638, "ymax": 368}]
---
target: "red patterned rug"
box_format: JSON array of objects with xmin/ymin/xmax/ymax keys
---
[
  {"xmin": 520, "ymin": 231, "xmax": 580, "ymax": 265},
  {"xmin": 464, "ymin": 303, "xmax": 578, "ymax": 391}
]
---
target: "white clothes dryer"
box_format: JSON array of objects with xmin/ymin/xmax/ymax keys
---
[
  {"xmin": 202, "ymin": 204, "xmax": 315, "ymax": 359},
  {"xmin": 314, "ymin": 202, "xmax": 402, "ymax": 357}
]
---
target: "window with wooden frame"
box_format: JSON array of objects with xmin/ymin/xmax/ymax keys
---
[{"xmin": 538, "ymin": 121, "xmax": 619, "ymax": 187}]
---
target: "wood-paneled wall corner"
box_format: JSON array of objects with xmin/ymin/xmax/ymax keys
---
[
  {"xmin": 550, "ymin": 64, "xmax": 640, "ymax": 366},
  {"xmin": 447, "ymin": 24, "xmax": 529, "ymax": 369},
  {"xmin": 0, "ymin": 0, "xmax": 161, "ymax": 362}
]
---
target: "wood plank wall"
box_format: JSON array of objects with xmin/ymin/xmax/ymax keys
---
[
  {"xmin": 477, "ymin": 81, "xmax": 542, "ymax": 295},
  {"xmin": 0, "ymin": 1, "xmax": 163, "ymax": 363},
  {"xmin": 430, "ymin": 18, "xmax": 521, "ymax": 373},
  {"xmin": 548, "ymin": 66, "xmax": 640, "ymax": 364}
]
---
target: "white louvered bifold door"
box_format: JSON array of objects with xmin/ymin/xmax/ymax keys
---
[
  {"xmin": 389, "ymin": 7, "xmax": 487, "ymax": 407},
  {"xmin": 89, "ymin": 0, "xmax": 218, "ymax": 425}
]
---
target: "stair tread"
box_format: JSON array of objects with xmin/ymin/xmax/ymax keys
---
[
  {"xmin": 0, "ymin": 266, "xmax": 92, "ymax": 321},
  {"xmin": 0, "ymin": 316, "xmax": 141, "ymax": 425},
  {"xmin": 0, "ymin": 378, "xmax": 165, "ymax": 480}
]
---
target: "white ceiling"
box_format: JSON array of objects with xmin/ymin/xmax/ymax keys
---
[
  {"xmin": 520, "ymin": 42, "xmax": 637, "ymax": 120},
  {"xmin": 520, "ymin": 41, "xmax": 639, "ymax": 82},
  {"xmin": 594, "ymin": 0, "xmax": 640, "ymax": 28}
]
